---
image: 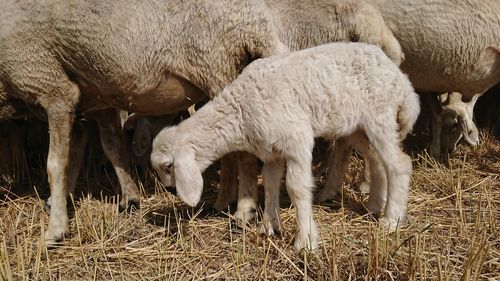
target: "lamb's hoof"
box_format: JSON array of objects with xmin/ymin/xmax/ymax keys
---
[
  {"xmin": 44, "ymin": 226, "xmax": 69, "ymax": 248},
  {"xmin": 294, "ymin": 234, "xmax": 319, "ymax": 253},
  {"xmin": 379, "ymin": 216, "xmax": 408, "ymax": 233},
  {"xmin": 315, "ymin": 188, "xmax": 338, "ymax": 203},
  {"xmin": 359, "ymin": 181, "xmax": 371, "ymax": 195},
  {"xmin": 119, "ymin": 198, "xmax": 140, "ymax": 213}
]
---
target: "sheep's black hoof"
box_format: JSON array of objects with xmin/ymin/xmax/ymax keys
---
[
  {"xmin": 119, "ymin": 199, "xmax": 140, "ymax": 213},
  {"xmin": 44, "ymin": 199, "xmax": 52, "ymax": 214},
  {"xmin": 229, "ymin": 218, "xmax": 243, "ymax": 234}
]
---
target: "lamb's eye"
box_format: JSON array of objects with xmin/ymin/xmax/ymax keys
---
[{"xmin": 164, "ymin": 163, "xmax": 173, "ymax": 171}]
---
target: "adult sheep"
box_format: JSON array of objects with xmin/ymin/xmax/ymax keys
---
[
  {"xmin": 0, "ymin": 0, "xmax": 287, "ymax": 245},
  {"xmin": 124, "ymin": 0, "xmax": 405, "ymax": 221},
  {"xmin": 151, "ymin": 42, "xmax": 420, "ymax": 252},
  {"xmin": 318, "ymin": 0, "xmax": 500, "ymax": 201}
]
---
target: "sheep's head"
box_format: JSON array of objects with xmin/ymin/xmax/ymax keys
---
[
  {"xmin": 151, "ymin": 127, "xmax": 203, "ymax": 207},
  {"xmin": 438, "ymin": 108, "xmax": 478, "ymax": 167}
]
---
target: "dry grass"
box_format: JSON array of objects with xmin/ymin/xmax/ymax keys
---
[{"xmin": 1, "ymin": 131, "xmax": 499, "ymax": 280}]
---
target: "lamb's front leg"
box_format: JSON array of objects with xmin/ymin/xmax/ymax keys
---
[
  {"xmin": 259, "ymin": 159, "xmax": 284, "ymax": 236},
  {"xmin": 234, "ymin": 152, "xmax": 258, "ymax": 223},
  {"xmin": 286, "ymin": 155, "xmax": 319, "ymax": 252},
  {"xmin": 94, "ymin": 109, "xmax": 140, "ymax": 211}
]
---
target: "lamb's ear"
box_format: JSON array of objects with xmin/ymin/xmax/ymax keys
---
[{"xmin": 174, "ymin": 150, "xmax": 203, "ymax": 207}]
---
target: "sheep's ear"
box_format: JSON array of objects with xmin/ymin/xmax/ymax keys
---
[
  {"xmin": 474, "ymin": 46, "xmax": 500, "ymax": 75},
  {"xmin": 174, "ymin": 150, "xmax": 203, "ymax": 207},
  {"xmin": 458, "ymin": 114, "xmax": 479, "ymax": 146},
  {"xmin": 132, "ymin": 118, "xmax": 152, "ymax": 158}
]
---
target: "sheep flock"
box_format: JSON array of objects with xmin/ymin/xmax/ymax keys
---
[{"xmin": 0, "ymin": 0, "xmax": 499, "ymax": 279}]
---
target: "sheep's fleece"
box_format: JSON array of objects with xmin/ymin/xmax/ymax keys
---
[{"xmin": 152, "ymin": 43, "xmax": 420, "ymax": 251}]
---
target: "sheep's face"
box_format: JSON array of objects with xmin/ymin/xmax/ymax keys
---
[
  {"xmin": 151, "ymin": 128, "xmax": 203, "ymax": 207},
  {"xmin": 441, "ymin": 107, "xmax": 479, "ymax": 152}
]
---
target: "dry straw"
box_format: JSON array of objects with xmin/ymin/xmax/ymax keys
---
[{"xmin": 1, "ymin": 131, "xmax": 499, "ymax": 280}]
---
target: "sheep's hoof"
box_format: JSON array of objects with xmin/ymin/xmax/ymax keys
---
[
  {"xmin": 119, "ymin": 198, "xmax": 140, "ymax": 213},
  {"xmin": 315, "ymin": 188, "xmax": 339, "ymax": 203},
  {"xmin": 44, "ymin": 197, "xmax": 52, "ymax": 214},
  {"xmin": 234, "ymin": 207, "xmax": 257, "ymax": 224},
  {"xmin": 229, "ymin": 218, "xmax": 243, "ymax": 234},
  {"xmin": 259, "ymin": 220, "xmax": 281, "ymax": 237},
  {"xmin": 44, "ymin": 225, "xmax": 69, "ymax": 248},
  {"xmin": 359, "ymin": 181, "xmax": 371, "ymax": 195}
]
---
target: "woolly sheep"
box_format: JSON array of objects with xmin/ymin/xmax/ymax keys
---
[
  {"xmin": 373, "ymin": 0, "xmax": 499, "ymax": 153},
  {"xmin": 124, "ymin": 0, "xmax": 405, "ymax": 222},
  {"xmin": 319, "ymin": 0, "xmax": 500, "ymax": 201},
  {"xmin": 0, "ymin": 0, "xmax": 287, "ymax": 245},
  {"xmin": 151, "ymin": 42, "xmax": 420, "ymax": 251}
]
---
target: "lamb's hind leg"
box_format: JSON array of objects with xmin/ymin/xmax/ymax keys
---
[
  {"xmin": 367, "ymin": 129, "xmax": 412, "ymax": 231},
  {"xmin": 349, "ymin": 133, "xmax": 388, "ymax": 215},
  {"xmin": 93, "ymin": 109, "xmax": 140, "ymax": 211}
]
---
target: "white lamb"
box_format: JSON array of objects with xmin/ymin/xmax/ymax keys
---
[{"xmin": 151, "ymin": 42, "xmax": 420, "ymax": 251}]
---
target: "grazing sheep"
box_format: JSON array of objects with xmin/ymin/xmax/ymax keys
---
[
  {"xmin": 373, "ymin": 0, "xmax": 499, "ymax": 152},
  {"xmin": 125, "ymin": 0, "xmax": 405, "ymax": 221},
  {"xmin": 151, "ymin": 43, "xmax": 420, "ymax": 251},
  {"xmin": 319, "ymin": 0, "xmax": 500, "ymax": 201},
  {"xmin": 0, "ymin": 0, "xmax": 287, "ymax": 245}
]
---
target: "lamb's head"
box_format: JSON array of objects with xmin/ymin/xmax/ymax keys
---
[{"xmin": 151, "ymin": 127, "xmax": 203, "ymax": 207}]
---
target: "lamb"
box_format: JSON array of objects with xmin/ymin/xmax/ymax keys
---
[
  {"xmin": 124, "ymin": 0, "xmax": 405, "ymax": 221},
  {"xmin": 151, "ymin": 42, "xmax": 420, "ymax": 251},
  {"xmin": 318, "ymin": 0, "xmax": 500, "ymax": 201},
  {"xmin": 0, "ymin": 0, "xmax": 287, "ymax": 245}
]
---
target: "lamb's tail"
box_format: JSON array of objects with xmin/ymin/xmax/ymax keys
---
[{"xmin": 397, "ymin": 82, "xmax": 421, "ymax": 141}]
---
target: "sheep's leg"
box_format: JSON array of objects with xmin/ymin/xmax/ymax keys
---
[
  {"xmin": 44, "ymin": 107, "xmax": 76, "ymax": 245},
  {"xmin": 45, "ymin": 122, "xmax": 88, "ymax": 213},
  {"xmin": 316, "ymin": 137, "xmax": 352, "ymax": 202},
  {"xmin": 350, "ymin": 134, "xmax": 387, "ymax": 215},
  {"xmin": 259, "ymin": 158, "xmax": 284, "ymax": 236},
  {"xmin": 234, "ymin": 152, "xmax": 258, "ymax": 223},
  {"xmin": 427, "ymin": 94, "xmax": 443, "ymax": 159},
  {"xmin": 368, "ymin": 132, "xmax": 412, "ymax": 232},
  {"xmin": 214, "ymin": 153, "xmax": 238, "ymax": 211},
  {"xmin": 94, "ymin": 109, "xmax": 140, "ymax": 211},
  {"xmin": 66, "ymin": 122, "xmax": 88, "ymax": 196}
]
